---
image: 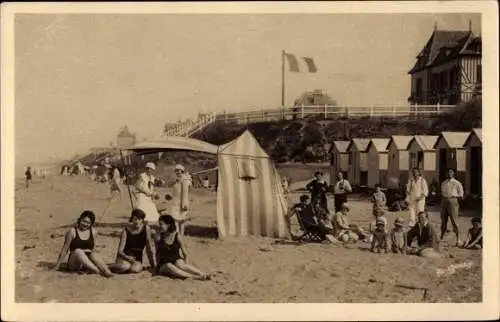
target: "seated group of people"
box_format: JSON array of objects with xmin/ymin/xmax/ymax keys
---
[
  {"xmin": 54, "ymin": 209, "xmax": 211, "ymax": 280},
  {"xmin": 286, "ymin": 194, "xmax": 482, "ymax": 257}
]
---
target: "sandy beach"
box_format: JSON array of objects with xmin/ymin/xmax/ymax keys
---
[{"xmin": 15, "ymin": 174, "xmax": 482, "ymax": 303}]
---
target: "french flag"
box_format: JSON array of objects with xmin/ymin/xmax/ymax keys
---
[{"xmin": 285, "ymin": 52, "xmax": 317, "ymax": 73}]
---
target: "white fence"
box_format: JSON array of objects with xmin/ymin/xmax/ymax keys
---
[{"xmin": 162, "ymin": 104, "xmax": 455, "ymax": 137}]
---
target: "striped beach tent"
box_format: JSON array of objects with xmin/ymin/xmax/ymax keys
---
[{"xmin": 216, "ymin": 130, "xmax": 289, "ymax": 239}]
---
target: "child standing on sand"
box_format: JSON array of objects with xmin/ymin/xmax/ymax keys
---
[
  {"xmin": 371, "ymin": 184, "xmax": 387, "ymax": 215},
  {"xmin": 390, "ymin": 217, "xmax": 407, "ymax": 254}
]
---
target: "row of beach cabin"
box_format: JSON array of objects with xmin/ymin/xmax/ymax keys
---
[{"xmin": 329, "ymin": 129, "xmax": 482, "ymax": 197}]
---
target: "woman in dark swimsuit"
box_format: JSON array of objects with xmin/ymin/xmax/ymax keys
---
[
  {"xmin": 54, "ymin": 211, "xmax": 113, "ymax": 277},
  {"xmin": 109, "ymin": 209, "xmax": 156, "ymax": 274},
  {"xmin": 155, "ymin": 214, "xmax": 210, "ymax": 280}
]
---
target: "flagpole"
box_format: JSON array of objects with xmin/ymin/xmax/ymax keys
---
[{"xmin": 281, "ymin": 50, "xmax": 285, "ymax": 108}]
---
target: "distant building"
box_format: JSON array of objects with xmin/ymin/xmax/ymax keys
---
[
  {"xmin": 408, "ymin": 28, "xmax": 481, "ymax": 105},
  {"xmin": 116, "ymin": 125, "xmax": 136, "ymax": 149}
]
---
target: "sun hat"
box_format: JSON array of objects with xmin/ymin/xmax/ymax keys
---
[
  {"xmin": 145, "ymin": 162, "xmax": 156, "ymax": 170},
  {"xmin": 376, "ymin": 218, "xmax": 386, "ymax": 226},
  {"xmin": 174, "ymin": 164, "xmax": 185, "ymax": 172},
  {"xmin": 341, "ymin": 202, "xmax": 350, "ymax": 211}
]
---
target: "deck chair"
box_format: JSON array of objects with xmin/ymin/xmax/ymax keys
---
[{"xmin": 294, "ymin": 211, "xmax": 324, "ymax": 243}]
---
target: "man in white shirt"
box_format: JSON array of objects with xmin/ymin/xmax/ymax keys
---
[
  {"xmin": 332, "ymin": 172, "xmax": 352, "ymax": 213},
  {"xmin": 406, "ymin": 168, "xmax": 429, "ymax": 228},
  {"xmin": 440, "ymin": 168, "xmax": 464, "ymax": 246}
]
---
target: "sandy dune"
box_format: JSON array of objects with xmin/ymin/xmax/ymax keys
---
[{"xmin": 15, "ymin": 175, "xmax": 481, "ymax": 303}]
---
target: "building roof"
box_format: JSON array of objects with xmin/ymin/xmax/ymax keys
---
[
  {"xmin": 464, "ymin": 128, "xmax": 482, "ymax": 146},
  {"xmin": 347, "ymin": 138, "xmax": 370, "ymax": 152},
  {"xmin": 410, "ymin": 135, "xmax": 439, "ymax": 151},
  {"xmin": 331, "ymin": 140, "xmax": 350, "ymax": 153},
  {"xmin": 409, "ymin": 30, "xmax": 476, "ymax": 74},
  {"xmin": 388, "ymin": 135, "xmax": 413, "ymax": 150},
  {"xmin": 367, "ymin": 138, "xmax": 390, "ymax": 152},
  {"xmin": 433, "ymin": 131, "xmax": 470, "ymax": 149}
]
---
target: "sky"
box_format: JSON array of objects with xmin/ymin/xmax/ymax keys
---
[{"xmin": 14, "ymin": 13, "xmax": 480, "ymax": 170}]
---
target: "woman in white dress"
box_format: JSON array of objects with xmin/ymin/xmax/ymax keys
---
[
  {"xmin": 134, "ymin": 162, "xmax": 160, "ymax": 224},
  {"xmin": 169, "ymin": 164, "xmax": 192, "ymax": 237}
]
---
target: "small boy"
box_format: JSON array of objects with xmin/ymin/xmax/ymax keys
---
[
  {"xmin": 462, "ymin": 217, "xmax": 482, "ymax": 249},
  {"xmin": 371, "ymin": 218, "xmax": 389, "ymax": 253},
  {"xmin": 369, "ymin": 208, "xmax": 388, "ymax": 233},
  {"xmin": 390, "ymin": 217, "xmax": 407, "ymax": 254},
  {"xmin": 371, "ymin": 184, "xmax": 387, "ymax": 215}
]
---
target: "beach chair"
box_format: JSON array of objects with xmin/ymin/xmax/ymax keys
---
[{"xmin": 294, "ymin": 212, "xmax": 324, "ymax": 243}]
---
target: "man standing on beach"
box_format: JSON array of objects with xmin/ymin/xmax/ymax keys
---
[
  {"xmin": 406, "ymin": 168, "xmax": 429, "ymax": 228},
  {"xmin": 440, "ymin": 168, "xmax": 464, "ymax": 246},
  {"xmin": 332, "ymin": 172, "xmax": 352, "ymax": 213}
]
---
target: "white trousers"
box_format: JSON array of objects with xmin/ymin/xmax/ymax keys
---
[{"xmin": 408, "ymin": 199, "xmax": 426, "ymax": 227}]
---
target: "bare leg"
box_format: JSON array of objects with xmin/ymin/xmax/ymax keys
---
[
  {"xmin": 129, "ymin": 262, "xmax": 144, "ymax": 273},
  {"xmin": 175, "ymin": 259, "xmax": 206, "ymax": 277},
  {"xmin": 88, "ymin": 252, "xmax": 114, "ymax": 277},
  {"xmin": 109, "ymin": 259, "xmax": 132, "ymax": 274},
  {"xmin": 158, "ymin": 263, "xmax": 199, "ymax": 279},
  {"xmin": 68, "ymin": 250, "xmax": 100, "ymax": 274}
]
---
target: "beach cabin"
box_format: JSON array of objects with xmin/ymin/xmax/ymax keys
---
[
  {"xmin": 366, "ymin": 138, "xmax": 390, "ymax": 188},
  {"xmin": 347, "ymin": 138, "xmax": 370, "ymax": 187},
  {"xmin": 464, "ymin": 128, "xmax": 482, "ymax": 196},
  {"xmin": 329, "ymin": 140, "xmax": 350, "ymax": 182},
  {"xmin": 407, "ymin": 135, "xmax": 439, "ymax": 186},
  {"xmin": 387, "ymin": 135, "xmax": 413, "ymax": 189},
  {"xmin": 433, "ymin": 131, "xmax": 470, "ymax": 186}
]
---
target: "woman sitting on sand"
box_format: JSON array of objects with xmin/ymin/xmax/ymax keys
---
[
  {"xmin": 54, "ymin": 211, "xmax": 114, "ymax": 277},
  {"xmin": 155, "ymin": 214, "xmax": 211, "ymax": 280},
  {"xmin": 109, "ymin": 209, "xmax": 156, "ymax": 274}
]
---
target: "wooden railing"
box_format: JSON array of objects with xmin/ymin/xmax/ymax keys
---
[{"xmin": 162, "ymin": 104, "xmax": 455, "ymax": 137}]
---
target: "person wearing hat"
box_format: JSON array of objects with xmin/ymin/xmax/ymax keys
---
[
  {"xmin": 331, "ymin": 202, "xmax": 370, "ymax": 243},
  {"xmin": 370, "ymin": 218, "xmax": 389, "ymax": 253},
  {"xmin": 462, "ymin": 217, "xmax": 482, "ymax": 249},
  {"xmin": 109, "ymin": 209, "xmax": 156, "ymax": 274},
  {"xmin": 168, "ymin": 164, "xmax": 192, "ymax": 236},
  {"xmin": 133, "ymin": 162, "xmax": 160, "ymax": 223},
  {"xmin": 306, "ymin": 171, "xmax": 329, "ymax": 211},
  {"xmin": 390, "ymin": 217, "xmax": 407, "ymax": 254}
]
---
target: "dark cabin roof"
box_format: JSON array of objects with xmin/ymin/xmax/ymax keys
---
[{"xmin": 409, "ymin": 30, "xmax": 479, "ymax": 74}]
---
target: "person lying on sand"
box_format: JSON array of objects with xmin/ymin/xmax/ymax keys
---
[
  {"xmin": 461, "ymin": 217, "xmax": 482, "ymax": 250},
  {"xmin": 109, "ymin": 209, "xmax": 156, "ymax": 274},
  {"xmin": 54, "ymin": 211, "xmax": 114, "ymax": 277},
  {"xmin": 331, "ymin": 203, "xmax": 370, "ymax": 243},
  {"xmin": 155, "ymin": 214, "xmax": 211, "ymax": 280},
  {"xmin": 406, "ymin": 211, "xmax": 442, "ymax": 258}
]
